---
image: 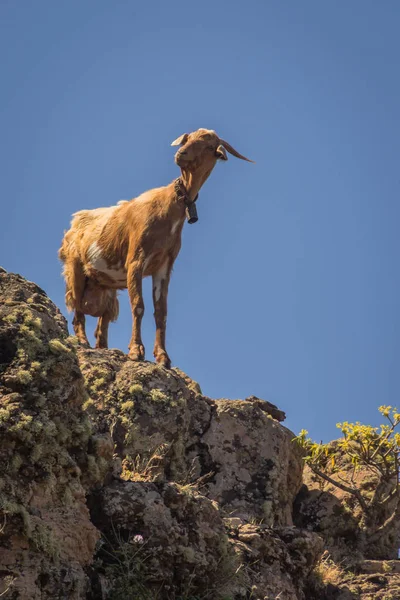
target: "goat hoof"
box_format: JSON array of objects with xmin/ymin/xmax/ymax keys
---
[
  {"xmin": 155, "ymin": 351, "xmax": 171, "ymax": 369},
  {"xmin": 128, "ymin": 344, "xmax": 145, "ymax": 361},
  {"xmin": 95, "ymin": 341, "xmax": 108, "ymax": 349}
]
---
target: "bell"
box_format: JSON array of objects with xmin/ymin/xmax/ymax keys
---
[{"xmin": 185, "ymin": 203, "xmax": 198, "ymax": 224}]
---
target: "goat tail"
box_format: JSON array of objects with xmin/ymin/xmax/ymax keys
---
[
  {"xmin": 63, "ymin": 265, "xmax": 79, "ymax": 312},
  {"xmin": 61, "ymin": 256, "xmax": 85, "ymax": 313},
  {"xmin": 58, "ymin": 235, "xmax": 68, "ymax": 263},
  {"xmin": 65, "ymin": 288, "xmax": 76, "ymax": 312},
  {"xmin": 107, "ymin": 291, "xmax": 120, "ymax": 322}
]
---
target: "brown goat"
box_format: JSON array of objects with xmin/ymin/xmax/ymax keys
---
[{"xmin": 59, "ymin": 128, "xmax": 253, "ymax": 368}]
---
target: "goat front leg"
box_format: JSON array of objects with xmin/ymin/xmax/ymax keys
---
[
  {"xmin": 127, "ymin": 262, "xmax": 145, "ymax": 361},
  {"xmin": 152, "ymin": 263, "xmax": 172, "ymax": 369},
  {"xmin": 65, "ymin": 258, "xmax": 90, "ymax": 346}
]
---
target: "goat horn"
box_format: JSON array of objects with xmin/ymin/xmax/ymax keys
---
[{"xmin": 219, "ymin": 139, "xmax": 255, "ymax": 163}]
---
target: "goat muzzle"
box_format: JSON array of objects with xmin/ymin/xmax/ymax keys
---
[{"xmin": 175, "ymin": 151, "xmax": 188, "ymax": 167}]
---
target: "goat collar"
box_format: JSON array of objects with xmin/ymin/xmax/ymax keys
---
[{"xmin": 174, "ymin": 178, "xmax": 199, "ymax": 224}]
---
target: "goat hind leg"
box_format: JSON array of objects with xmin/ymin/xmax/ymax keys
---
[
  {"xmin": 64, "ymin": 257, "xmax": 90, "ymax": 346},
  {"xmin": 94, "ymin": 291, "xmax": 119, "ymax": 349}
]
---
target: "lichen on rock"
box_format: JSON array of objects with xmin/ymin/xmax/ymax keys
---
[
  {"xmin": 8, "ymin": 268, "xmax": 399, "ymax": 599},
  {"xmin": 0, "ymin": 269, "xmax": 103, "ymax": 598}
]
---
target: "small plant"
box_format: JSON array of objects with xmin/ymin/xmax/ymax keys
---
[
  {"xmin": 3, "ymin": 312, "xmax": 17, "ymax": 324},
  {"xmin": 313, "ymin": 553, "xmax": 345, "ymax": 586},
  {"xmin": 101, "ymin": 524, "xmax": 242, "ymax": 600},
  {"xmin": 124, "ymin": 443, "xmax": 170, "ymax": 482},
  {"xmin": 30, "ymin": 523, "xmax": 60, "ymax": 559},
  {"xmin": 15, "ymin": 370, "xmax": 32, "ymax": 385},
  {"xmin": 82, "ymin": 398, "xmax": 96, "ymax": 411},
  {"xmin": 48, "ymin": 339, "xmax": 71, "ymax": 354},
  {"xmin": 149, "ymin": 389, "xmax": 168, "ymax": 403},
  {"xmin": 294, "ymin": 406, "xmax": 400, "ymax": 554},
  {"xmin": 120, "ymin": 400, "xmax": 135, "ymax": 414},
  {"xmin": 129, "ymin": 383, "xmax": 143, "ymax": 395},
  {"xmin": 100, "ymin": 528, "xmax": 154, "ymax": 600},
  {"xmin": 90, "ymin": 377, "xmax": 106, "ymax": 393}
]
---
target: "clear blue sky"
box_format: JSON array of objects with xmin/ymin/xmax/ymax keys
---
[{"xmin": 1, "ymin": 0, "xmax": 400, "ymax": 441}]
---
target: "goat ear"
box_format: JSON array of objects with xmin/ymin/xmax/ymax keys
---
[
  {"xmin": 171, "ymin": 133, "xmax": 189, "ymax": 147},
  {"xmin": 215, "ymin": 145, "xmax": 228, "ymax": 161}
]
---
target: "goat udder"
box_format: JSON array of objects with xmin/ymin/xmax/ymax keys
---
[{"xmin": 82, "ymin": 285, "xmax": 112, "ymax": 317}]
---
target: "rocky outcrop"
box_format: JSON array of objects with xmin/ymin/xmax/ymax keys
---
[
  {"xmin": 0, "ymin": 268, "xmax": 319, "ymax": 599},
  {"xmin": 0, "ymin": 268, "xmax": 103, "ymax": 598},
  {"xmin": 86, "ymin": 479, "xmax": 323, "ymax": 600},
  {"xmin": 2, "ymin": 267, "xmax": 398, "ymax": 600},
  {"xmin": 89, "ymin": 480, "xmax": 233, "ymax": 599},
  {"xmin": 80, "ymin": 346, "xmax": 303, "ymax": 526}
]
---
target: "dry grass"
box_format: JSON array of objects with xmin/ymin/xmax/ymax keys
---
[
  {"xmin": 123, "ymin": 443, "xmax": 170, "ymax": 482},
  {"xmin": 0, "ymin": 575, "xmax": 15, "ymax": 597},
  {"xmin": 314, "ymin": 553, "xmax": 345, "ymax": 586}
]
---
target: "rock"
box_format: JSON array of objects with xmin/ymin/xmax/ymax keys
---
[
  {"xmin": 200, "ymin": 399, "xmax": 302, "ymax": 523},
  {"xmin": 0, "ymin": 269, "xmax": 328, "ymax": 599},
  {"xmin": 88, "ymin": 483, "xmax": 323, "ymax": 600},
  {"xmin": 332, "ymin": 572, "xmax": 400, "ymax": 600},
  {"xmin": 0, "ymin": 271, "xmax": 104, "ymax": 598},
  {"xmin": 293, "ymin": 481, "xmax": 362, "ymax": 563},
  {"xmin": 244, "ymin": 394, "xmax": 286, "ymax": 422},
  {"xmin": 359, "ymin": 560, "xmax": 400, "ymax": 574},
  {"xmin": 228, "ymin": 523, "xmax": 324, "ymax": 600},
  {"xmin": 81, "ymin": 349, "xmax": 303, "ymax": 525},
  {"xmin": 88, "ymin": 479, "xmax": 234, "ymax": 599}
]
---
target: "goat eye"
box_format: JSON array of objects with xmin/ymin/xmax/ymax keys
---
[{"xmin": 207, "ymin": 145, "xmax": 214, "ymax": 151}]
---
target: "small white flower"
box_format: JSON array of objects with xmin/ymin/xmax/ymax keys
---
[{"xmin": 132, "ymin": 534, "xmax": 144, "ymax": 544}]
